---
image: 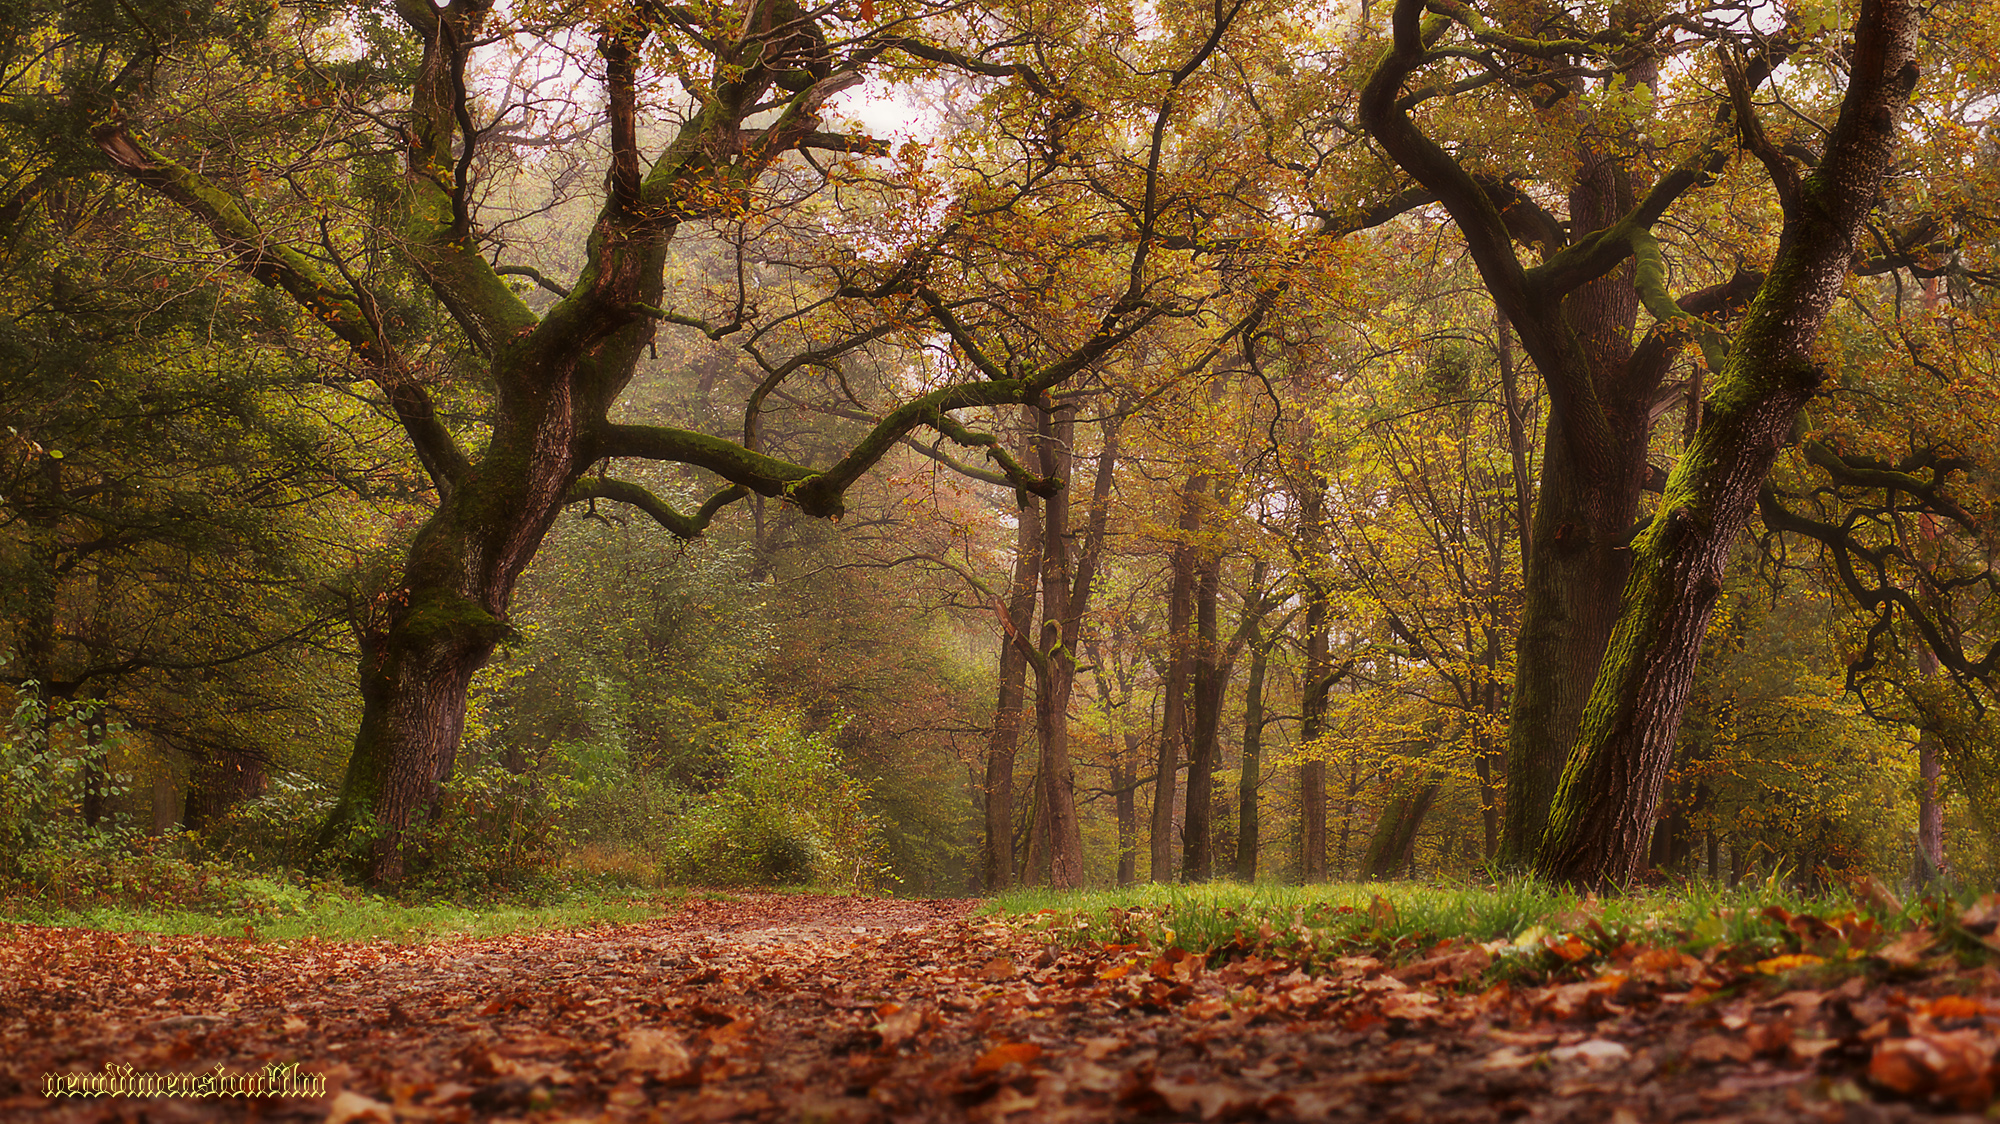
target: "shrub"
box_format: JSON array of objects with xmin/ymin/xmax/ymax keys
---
[
  {"xmin": 401, "ymin": 747, "xmax": 576, "ymax": 903},
  {"xmin": 659, "ymin": 710, "xmax": 884, "ymax": 889},
  {"xmin": 1, "ymin": 689, "xmax": 130, "ymax": 875}
]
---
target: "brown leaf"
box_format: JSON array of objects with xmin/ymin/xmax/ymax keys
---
[
  {"xmin": 1685, "ymin": 1033, "xmax": 1755, "ymax": 1064},
  {"xmin": 1744, "ymin": 1021, "xmax": 1793, "ymax": 1058},
  {"xmin": 1549, "ymin": 1039, "xmax": 1631, "ymax": 1067},
  {"xmin": 1079, "ymin": 1036, "xmax": 1125, "ymax": 1060},
  {"xmin": 979, "ymin": 956, "xmax": 1016, "ymax": 981},
  {"xmin": 1869, "ymin": 1033, "xmax": 1996, "ymax": 1109},
  {"xmin": 874, "ymin": 1002, "xmax": 925, "ymax": 1048},
  {"xmin": 486, "ymin": 1053, "xmax": 575, "ymax": 1085},
  {"xmin": 971, "ymin": 1040, "xmax": 1043, "ymax": 1075},
  {"xmin": 325, "ymin": 1091, "xmax": 395, "ymax": 1124},
  {"xmin": 1184, "ymin": 995, "xmax": 1230, "ymax": 1019},
  {"xmin": 613, "ymin": 1028, "xmax": 694, "ymax": 1082},
  {"xmin": 1960, "ymin": 893, "xmax": 2000, "ymax": 939},
  {"xmin": 1476, "ymin": 1046, "xmax": 1543, "ymax": 1072},
  {"xmin": 1151, "ymin": 1076, "xmax": 1261, "ymax": 1119},
  {"xmin": 1368, "ymin": 895, "xmax": 1397, "ymax": 929},
  {"xmin": 1875, "ymin": 928, "xmax": 1939, "ymax": 969},
  {"xmin": 1543, "ymin": 932, "xmax": 1591, "ymax": 962}
]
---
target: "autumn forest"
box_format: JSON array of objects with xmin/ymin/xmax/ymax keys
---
[{"xmin": 2, "ymin": 0, "xmax": 1997, "ymax": 911}]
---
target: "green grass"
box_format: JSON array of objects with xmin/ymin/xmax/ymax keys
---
[
  {"xmin": 987, "ymin": 877, "xmax": 1923, "ymax": 971},
  {"xmin": 4, "ymin": 886, "xmax": 687, "ymax": 943}
]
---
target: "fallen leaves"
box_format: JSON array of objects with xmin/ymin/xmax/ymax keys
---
[{"xmin": 9, "ymin": 894, "xmax": 2000, "ymax": 1122}]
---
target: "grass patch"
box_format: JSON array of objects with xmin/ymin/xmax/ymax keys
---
[
  {"xmin": 2, "ymin": 837, "xmax": 690, "ymax": 943},
  {"xmin": 7, "ymin": 887, "xmax": 684, "ymax": 943},
  {"xmin": 3, "ymin": 883, "xmax": 686, "ymax": 943},
  {"xmin": 989, "ymin": 878, "xmax": 1933, "ymax": 975}
]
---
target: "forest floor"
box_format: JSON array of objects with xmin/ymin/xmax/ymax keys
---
[{"xmin": 2, "ymin": 892, "xmax": 1997, "ymax": 1122}]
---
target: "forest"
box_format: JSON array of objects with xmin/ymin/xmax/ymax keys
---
[{"xmin": 0, "ymin": 0, "xmax": 1995, "ymax": 908}]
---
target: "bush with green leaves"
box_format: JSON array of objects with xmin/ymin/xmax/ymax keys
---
[
  {"xmin": 660, "ymin": 711, "xmax": 884, "ymax": 889},
  {"xmin": 401, "ymin": 745, "xmax": 580, "ymax": 903},
  {"xmin": 1, "ymin": 688, "xmax": 131, "ymax": 873}
]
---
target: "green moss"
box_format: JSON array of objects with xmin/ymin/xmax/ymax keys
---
[{"xmin": 398, "ymin": 588, "xmax": 510, "ymax": 648}]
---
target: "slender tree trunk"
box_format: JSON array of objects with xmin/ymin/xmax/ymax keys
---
[
  {"xmin": 1235, "ymin": 637, "xmax": 1269, "ymax": 882},
  {"xmin": 1151, "ymin": 473, "xmax": 1205, "ymax": 881},
  {"xmin": 983, "ymin": 424, "xmax": 1043, "ymax": 890},
  {"xmin": 184, "ymin": 748, "xmax": 271, "ymax": 834},
  {"xmin": 1117, "ymin": 734, "xmax": 1141, "ymax": 885},
  {"xmin": 1183, "ymin": 552, "xmax": 1226, "ymax": 881},
  {"xmin": 1916, "ymin": 641, "xmax": 1947, "ymax": 886},
  {"xmin": 1496, "ymin": 309, "xmax": 1533, "ymax": 568},
  {"xmin": 1297, "ymin": 474, "xmax": 1332, "ymax": 881},
  {"xmin": 78, "ymin": 683, "xmax": 111, "ymax": 828},
  {"xmin": 21, "ymin": 451, "xmax": 60, "ymax": 722}
]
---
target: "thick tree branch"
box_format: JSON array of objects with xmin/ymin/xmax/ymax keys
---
[{"xmin": 566, "ymin": 478, "xmax": 748, "ymax": 538}]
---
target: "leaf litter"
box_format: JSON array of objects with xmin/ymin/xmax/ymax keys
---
[{"xmin": 6, "ymin": 893, "xmax": 2000, "ymax": 1120}]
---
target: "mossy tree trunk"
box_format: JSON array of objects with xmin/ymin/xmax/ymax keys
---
[
  {"xmin": 1363, "ymin": 780, "xmax": 1440, "ymax": 880},
  {"xmin": 1536, "ymin": 0, "xmax": 1922, "ymax": 886},
  {"xmin": 1360, "ymin": 0, "xmax": 1900, "ymax": 879}
]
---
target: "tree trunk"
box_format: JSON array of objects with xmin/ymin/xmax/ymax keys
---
[
  {"xmin": 1536, "ymin": 0, "xmax": 1922, "ymax": 886},
  {"xmin": 322, "ymin": 465, "xmax": 556, "ymax": 881},
  {"xmin": 1024, "ymin": 406, "xmax": 1122, "ymax": 888},
  {"xmin": 1501, "ymin": 161, "xmax": 1654, "ymax": 861},
  {"xmin": 1235, "ymin": 636, "xmax": 1269, "ymax": 882},
  {"xmin": 1151, "ymin": 472, "xmax": 1205, "ymax": 881},
  {"xmin": 78, "ymin": 685, "xmax": 112, "ymax": 829},
  {"xmin": 1363, "ymin": 779, "xmax": 1439, "ymax": 879},
  {"xmin": 101, "ymin": 0, "xmax": 1115, "ymax": 890},
  {"xmin": 983, "ymin": 424, "xmax": 1044, "ymax": 890},
  {"xmin": 20, "ymin": 451, "xmax": 60, "ymax": 720},
  {"xmin": 1915, "ymin": 642, "xmax": 1947, "ymax": 887},
  {"xmin": 1183, "ymin": 552, "xmax": 1226, "ymax": 881},
  {"xmin": 1297, "ymin": 472, "xmax": 1332, "ymax": 881},
  {"xmin": 1117, "ymin": 733, "xmax": 1142, "ymax": 885},
  {"xmin": 184, "ymin": 748, "xmax": 271, "ymax": 834}
]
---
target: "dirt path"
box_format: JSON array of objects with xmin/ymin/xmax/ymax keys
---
[{"xmin": 0, "ymin": 895, "xmax": 1978, "ymax": 1122}]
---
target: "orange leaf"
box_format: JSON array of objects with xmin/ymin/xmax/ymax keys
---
[
  {"xmin": 971, "ymin": 1041, "xmax": 1043, "ymax": 1075},
  {"xmin": 1543, "ymin": 933, "xmax": 1591, "ymax": 962},
  {"xmin": 1753, "ymin": 953, "xmax": 1825, "ymax": 975}
]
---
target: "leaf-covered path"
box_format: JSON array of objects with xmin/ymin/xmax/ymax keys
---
[{"xmin": 0, "ymin": 894, "xmax": 1989, "ymax": 1122}]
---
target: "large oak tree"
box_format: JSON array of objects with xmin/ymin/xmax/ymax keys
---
[
  {"xmin": 90, "ymin": 0, "xmax": 1164, "ymax": 883},
  {"xmin": 1357, "ymin": 0, "xmax": 1924, "ymax": 885}
]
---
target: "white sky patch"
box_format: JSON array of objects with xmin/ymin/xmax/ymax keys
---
[{"xmin": 827, "ymin": 77, "xmax": 950, "ymax": 147}]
